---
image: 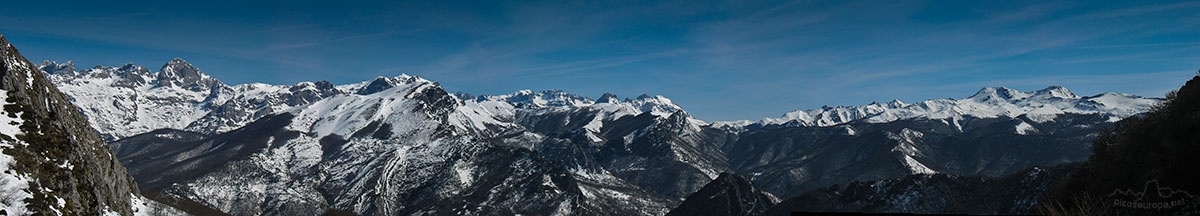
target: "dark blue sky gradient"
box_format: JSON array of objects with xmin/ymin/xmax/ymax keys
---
[{"xmin": 2, "ymin": 0, "xmax": 1198, "ymax": 120}]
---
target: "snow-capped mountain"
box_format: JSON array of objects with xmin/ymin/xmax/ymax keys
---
[
  {"xmin": 111, "ymin": 74, "xmax": 725, "ymax": 215},
  {"xmin": 716, "ymin": 86, "xmax": 1160, "ymax": 130},
  {"xmin": 0, "ymin": 33, "xmax": 181, "ymax": 215},
  {"xmin": 40, "ymin": 60, "xmax": 217, "ymax": 140},
  {"xmin": 473, "ymin": 89, "xmax": 687, "ymax": 116},
  {"xmin": 41, "ymin": 59, "xmax": 345, "ymax": 140},
  {"xmin": 44, "ymin": 57, "xmax": 1163, "ymax": 215},
  {"xmin": 480, "ymin": 89, "xmax": 596, "ymax": 109}
]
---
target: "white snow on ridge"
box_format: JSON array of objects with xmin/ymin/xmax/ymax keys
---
[
  {"xmin": 1015, "ymin": 122, "xmax": 1038, "ymax": 135},
  {"xmin": 724, "ymin": 86, "xmax": 1161, "ymax": 129},
  {"xmin": 42, "ymin": 60, "xmax": 355, "ymax": 139},
  {"xmin": 47, "ymin": 59, "xmax": 1160, "ymax": 143},
  {"xmin": 901, "ymin": 155, "xmax": 937, "ymax": 175},
  {"xmin": 44, "ymin": 61, "xmax": 219, "ymax": 139},
  {"xmin": 476, "ymin": 90, "xmax": 686, "ymax": 119},
  {"xmin": 46, "ymin": 58, "xmax": 698, "ymax": 141}
]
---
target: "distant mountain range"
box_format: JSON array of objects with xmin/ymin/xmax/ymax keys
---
[{"xmin": 37, "ymin": 59, "xmax": 1163, "ymax": 215}]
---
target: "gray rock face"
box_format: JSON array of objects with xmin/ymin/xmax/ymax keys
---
[
  {"xmin": 596, "ymin": 93, "xmax": 619, "ymax": 103},
  {"xmin": 37, "ymin": 60, "xmax": 75, "ymax": 75},
  {"xmin": 667, "ymin": 173, "xmax": 780, "ymax": 216},
  {"xmin": 0, "ymin": 33, "xmax": 140, "ymax": 215},
  {"xmin": 353, "ymin": 76, "xmax": 413, "ymax": 95},
  {"xmin": 113, "ymin": 64, "xmax": 155, "ymax": 88},
  {"xmin": 156, "ymin": 58, "xmax": 222, "ymax": 91}
]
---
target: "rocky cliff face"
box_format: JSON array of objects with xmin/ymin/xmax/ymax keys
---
[
  {"xmin": 0, "ymin": 33, "xmax": 178, "ymax": 215},
  {"xmin": 666, "ymin": 173, "xmax": 780, "ymax": 216}
]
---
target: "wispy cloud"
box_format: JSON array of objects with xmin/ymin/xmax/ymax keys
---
[
  {"xmin": 515, "ymin": 49, "xmax": 690, "ymax": 77},
  {"xmin": 1078, "ymin": 42, "xmax": 1200, "ymax": 49}
]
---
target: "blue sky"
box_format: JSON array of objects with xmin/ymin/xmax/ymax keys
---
[{"xmin": 2, "ymin": 0, "xmax": 1198, "ymax": 121}]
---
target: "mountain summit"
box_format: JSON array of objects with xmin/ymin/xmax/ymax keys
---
[
  {"xmin": 42, "ymin": 60, "xmax": 349, "ymax": 140},
  {"xmin": 155, "ymin": 58, "xmax": 222, "ymax": 91}
]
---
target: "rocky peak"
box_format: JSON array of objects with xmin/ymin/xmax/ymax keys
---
[
  {"xmin": 355, "ymin": 76, "xmax": 415, "ymax": 95},
  {"xmin": 626, "ymin": 94, "xmax": 684, "ymax": 116},
  {"xmin": 659, "ymin": 110, "xmax": 696, "ymax": 131},
  {"xmin": 290, "ymin": 80, "xmax": 339, "ymax": 93},
  {"xmin": 969, "ymin": 87, "xmax": 1029, "ymax": 101},
  {"xmin": 1033, "ymin": 86, "xmax": 1078, "ymax": 99},
  {"xmin": 489, "ymin": 89, "xmax": 594, "ymax": 108},
  {"xmin": 313, "ymin": 80, "xmax": 335, "ymax": 90},
  {"xmin": 37, "ymin": 60, "xmax": 75, "ymax": 75},
  {"xmin": 407, "ymin": 82, "xmax": 458, "ymax": 118},
  {"xmin": 356, "ymin": 76, "xmax": 393, "ymax": 95},
  {"xmin": 117, "ymin": 63, "xmax": 141, "ymax": 73},
  {"xmin": 597, "ymin": 93, "xmax": 619, "ymax": 103},
  {"xmin": 111, "ymin": 63, "xmax": 154, "ymax": 87},
  {"xmin": 156, "ymin": 58, "xmax": 221, "ymax": 91}
]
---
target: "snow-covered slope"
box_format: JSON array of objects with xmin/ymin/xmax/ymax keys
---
[
  {"xmin": 51, "ymin": 58, "xmax": 1163, "ymax": 215},
  {"xmin": 113, "ymin": 75, "xmax": 727, "ymax": 215},
  {"xmin": 41, "ymin": 60, "xmax": 343, "ymax": 140},
  {"xmin": 718, "ymin": 86, "xmax": 1160, "ymax": 130},
  {"xmin": 42, "ymin": 60, "xmax": 216, "ymax": 140}
]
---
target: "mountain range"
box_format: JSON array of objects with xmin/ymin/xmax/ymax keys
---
[{"xmin": 35, "ymin": 58, "xmax": 1163, "ymax": 215}]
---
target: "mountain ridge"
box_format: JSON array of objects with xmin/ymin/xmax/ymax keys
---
[
  {"xmin": 42, "ymin": 59, "xmax": 1159, "ymax": 140},
  {"xmin": 42, "ymin": 59, "xmax": 1164, "ymax": 215},
  {"xmin": 110, "ymin": 70, "xmax": 726, "ymax": 215},
  {"xmin": 713, "ymin": 86, "xmax": 1160, "ymax": 131}
]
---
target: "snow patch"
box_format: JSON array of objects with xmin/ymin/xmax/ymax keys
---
[
  {"xmin": 1015, "ymin": 122, "xmax": 1038, "ymax": 135},
  {"xmin": 0, "ymin": 146, "xmax": 33, "ymax": 215},
  {"xmin": 0, "ymin": 90, "xmax": 23, "ymax": 137},
  {"xmin": 901, "ymin": 155, "xmax": 937, "ymax": 174},
  {"xmin": 455, "ymin": 162, "xmax": 474, "ymax": 186}
]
